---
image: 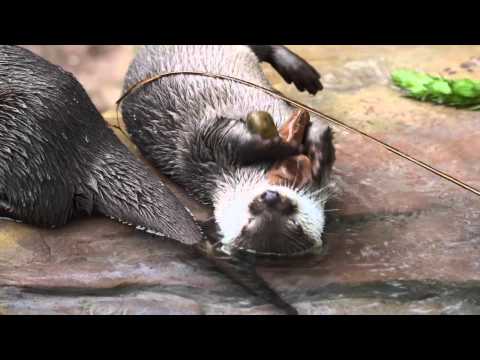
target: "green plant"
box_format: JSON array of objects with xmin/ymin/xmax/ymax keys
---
[{"xmin": 391, "ymin": 69, "xmax": 480, "ymax": 110}]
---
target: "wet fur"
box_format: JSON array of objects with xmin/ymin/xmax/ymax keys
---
[
  {"xmin": 0, "ymin": 45, "xmax": 202, "ymax": 244},
  {"xmin": 121, "ymin": 45, "xmax": 335, "ymax": 254}
]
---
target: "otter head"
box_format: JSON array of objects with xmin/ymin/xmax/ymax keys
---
[
  {"xmin": 214, "ymin": 177, "xmax": 329, "ymax": 257},
  {"xmin": 213, "ymin": 109, "xmax": 334, "ymax": 258}
]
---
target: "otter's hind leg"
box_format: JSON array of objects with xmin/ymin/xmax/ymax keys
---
[{"xmin": 249, "ymin": 45, "xmax": 323, "ymax": 95}]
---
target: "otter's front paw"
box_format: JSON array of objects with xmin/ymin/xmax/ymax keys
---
[
  {"xmin": 305, "ymin": 124, "xmax": 335, "ymax": 181},
  {"xmin": 272, "ymin": 47, "xmax": 323, "ymax": 95},
  {"xmin": 239, "ymin": 134, "xmax": 302, "ymax": 166}
]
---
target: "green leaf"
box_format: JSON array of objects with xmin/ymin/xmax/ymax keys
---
[
  {"xmin": 392, "ymin": 69, "xmax": 432, "ymax": 88},
  {"xmin": 429, "ymin": 80, "xmax": 452, "ymax": 96},
  {"xmin": 391, "ymin": 69, "xmax": 480, "ymax": 109},
  {"xmin": 452, "ymin": 79, "xmax": 480, "ymax": 98},
  {"xmin": 409, "ymin": 85, "xmax": 428, "ymax": 97}
]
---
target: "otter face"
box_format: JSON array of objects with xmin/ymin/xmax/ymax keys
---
[{"xmin": 214, "ymin": 179, "xmax": 327, "ymax": 257}]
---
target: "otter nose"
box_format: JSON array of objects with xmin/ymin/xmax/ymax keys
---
[{"xmin": 261, "ymin": 190, "xmax": 281, "ymax": 206}]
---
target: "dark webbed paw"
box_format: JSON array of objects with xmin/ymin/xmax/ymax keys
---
[
  {"xmin": 271, "ymin": 47, "xmax": 323, "ymax": 95},
  {"xmin": 239, "ymin": 133, "xmax": 301, "ymax": 166},
  {"xmin": 304, "ymin": 122, "xmax": 335, "ymax": 181}
]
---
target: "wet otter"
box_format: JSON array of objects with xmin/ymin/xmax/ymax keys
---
[
  {"xmin": 0, "ymin": 45, "xmax": 202, "ymax": 245},
  {"xmin": 121, "ymin": 45, "xmax": 335, "ymax": 257}
]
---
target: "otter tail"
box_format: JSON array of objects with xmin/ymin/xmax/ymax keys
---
[{"xmin": 86, "ymin": 136, "xmax": 204, "ymax": 246}]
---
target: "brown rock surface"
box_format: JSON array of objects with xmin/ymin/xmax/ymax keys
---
[
  {"xmin": 2, "ymin": 45, "xmax": 480, "ymax": 314},
  {"xmin": 0, "ymin": 218, "xmax": 282, "ymax": 315}
]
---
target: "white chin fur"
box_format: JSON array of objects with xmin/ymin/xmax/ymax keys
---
[{"xmin": 213, "ymin": 173, "xmax": 326, "ymax": 251}]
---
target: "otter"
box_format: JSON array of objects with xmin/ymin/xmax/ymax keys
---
[
  {"xmin": 121, "ymin": 45, "xmax": 336, "ymax": 257},
  {"xmin": 0, "ymin": 45, "xmax": 202, "ymax": 245}
]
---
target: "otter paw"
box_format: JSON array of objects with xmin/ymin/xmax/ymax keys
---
[
  {"xmin": 305, "ymin": 126, "xmax": 335, "ymax": 181},
  {"xmin": 239, "ymin": 134, "xmax": 301, "ymax": 165},
  {"xmin": 272, "ymin": 48, "xmax": 323, "ymax": 95},
  {"xmin": 256, "ymin": 134, "xmax": 302, "ymax": 159}
]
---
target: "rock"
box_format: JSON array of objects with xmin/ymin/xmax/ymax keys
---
[{"xmin": 0, "ymin": 218, "xmax": 283, "ymax": 315}]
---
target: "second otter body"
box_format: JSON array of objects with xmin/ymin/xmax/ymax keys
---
[
  {"xmin": 0, "ymin": 45, "xmax": 202, "ymax": 245},
  {"xmin": 122, "ymin": 45, "xmax": 335, "ymax": 256}
]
